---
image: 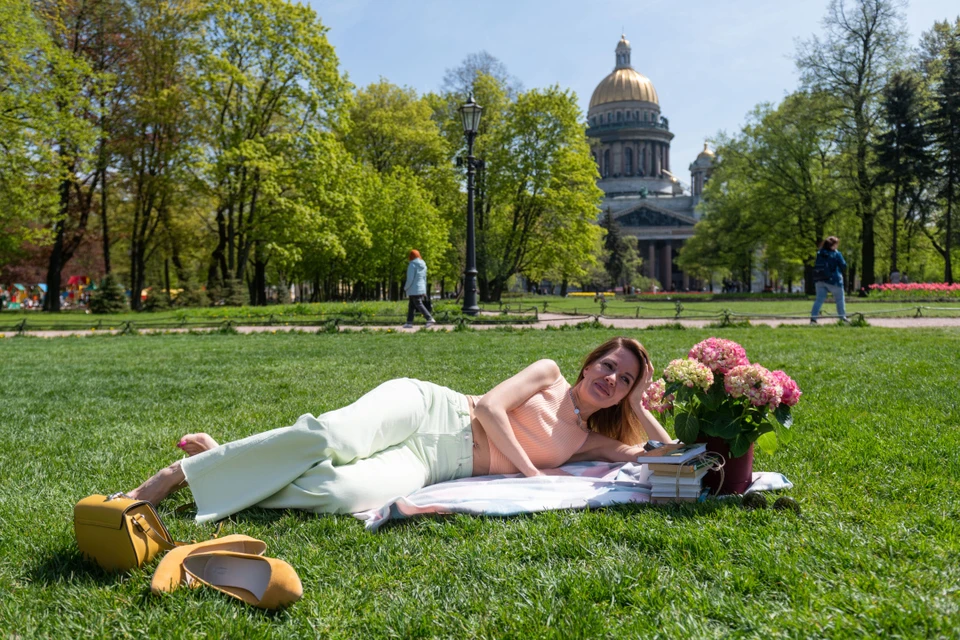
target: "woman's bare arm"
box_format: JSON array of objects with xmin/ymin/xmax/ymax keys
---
[
  {"xmin": 635, "ymin": 404, "xmax": 673, "ymax": 443},
  {"xmin": 629, "ymin": 357, "xmax": 675, "ymax": 443},
  {"xmin": 567, "ymin": 431, "xmax": 645, "ymax": 463},
  {"xmin": 474, "ymin": 359, "xmax": 563, "ymax": 477}
]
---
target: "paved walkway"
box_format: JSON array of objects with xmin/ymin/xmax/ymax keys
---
[{"xmin": 4, "ymin": 312, "xmax": 959, "ymax": 338}]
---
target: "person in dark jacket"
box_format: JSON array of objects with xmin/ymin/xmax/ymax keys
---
[
  {"xmin": 810, "ymin": 236, "xmax": 848, "ymax": 323},
  {"xmin": 403, "ymin": 250, "xmax": 435, "ymax": 328}
]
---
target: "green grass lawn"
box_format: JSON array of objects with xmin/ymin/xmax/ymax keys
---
[
  {"xmin": 502, "ymin": 295, "xmax": 960, "ymax": 319},
  {"xmin": 1, "ymin": 328, "xmax": 958, "ymax": 637},
  {"xmin": 3, "ymin": 295, "xmax": 960, "ymax": 333}
]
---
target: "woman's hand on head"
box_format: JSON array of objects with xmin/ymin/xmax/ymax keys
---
[{"xmin": 629, "ymin": 357, "xmax": 655, "ymax": 404}]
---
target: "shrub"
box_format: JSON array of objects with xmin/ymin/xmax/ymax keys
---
[
  {"xmin": 223, "ymin": 279, "xmax": 249, "ymax": 307},
  {"xmin": 88, "ymin": 275, "xmax": 127, "ymax": 314},
  {"xmin": 174, "ymin": 280, "xmax": 209, "ymax": 308},
  {"xmin": 143, "ymin": 289, "xmax": 172, "ymax": 311}
]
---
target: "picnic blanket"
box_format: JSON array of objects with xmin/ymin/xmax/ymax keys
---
[{"xmin": 353, "ymin": 462, "xmax": 792, "ymax": 532}]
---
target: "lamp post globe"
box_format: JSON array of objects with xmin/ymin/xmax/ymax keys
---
[{"xmin": 459, "ymin": 95, "xmax": 483, "ymax": 316}]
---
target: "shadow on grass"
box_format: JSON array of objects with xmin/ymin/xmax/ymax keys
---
[
  {"xmin": 367, "ymin": 497, "xmax": 744, "ymax": 533},
  {"xmin": 28, "ymin": 546, "xmax": 131, "ymax": 587}
]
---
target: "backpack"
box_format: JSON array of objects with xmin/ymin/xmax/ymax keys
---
[{"xmin": 812, "ymin": 250, "xmax": 831, "ymax": 283}]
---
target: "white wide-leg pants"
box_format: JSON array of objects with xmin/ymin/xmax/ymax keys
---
[{"xmin": 180, "ymin": 379, "xmax": 474, "ymax": 523}]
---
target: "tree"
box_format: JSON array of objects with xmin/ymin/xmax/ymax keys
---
[
  {"xmin": 116, "ymin": 0, "xmax": 199, "ymax": 310},
  {"xmin": 598, "ymin": 207, "xmax": 643, "ymax": 290},
  {"xmin": 927, "ymin": 41, "xmax": 960, "ymax": 283},
  {"xmin": 796, "ymin": 0, "xmax": 908, "ymax": 287},
  {"xmin": 32, "ymin": 0, "xmax": 107, "ymax": 311},
  {"xmin": 600, "ymin": 208, "xmax": 624, "ymax": 286},
  {"xmin": 0, "ymin": 0, "xmax": 71, "ymax": 264},
  {"xmin": 343, "ymin": 80, "xmax": 457, "ymax": 296},
  {"xmin": 194, "ymin": 0, "xmax": 349, "ymax": 303},
  {"xmin": 875, "ymin": 71, "xmax": 933, "ymax": 277},
  {"xmin": 479, "ymin": 86, "xmax": 604, "ymax": 301},
  {"xmin": 354, "ymin": 167, "xmax": 449, "ymax": 301},
  {"xmin": 268, "ymin": 131, "xmax": 372, "ymax": 301},
  {"xmin": 442, "ymin": 51, "xmax": 523, "ymax": 101},
  {"xmin": 678, "ymin": 94, "xmax": 853, "ymax": 293}
]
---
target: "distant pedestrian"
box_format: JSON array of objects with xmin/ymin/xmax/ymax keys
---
[
  {"xmin": 403, "ymin": 250, "xmax": 435, "ymax": 329},
  {"xmin": 810, "ymin": 236, "xmax": 848, "ymax": 323}
]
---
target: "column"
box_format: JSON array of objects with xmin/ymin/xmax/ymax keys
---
[
  {"xmin": 647, "ymin": 242, "xmax": 656, "ymax": 279},
  {"xmin": 661, "ymin": 242, "xmax": 672, "ymax": 289},
  {"xmin": 665, "ymin": 145, "xmax": 670, "ymax": 173}
]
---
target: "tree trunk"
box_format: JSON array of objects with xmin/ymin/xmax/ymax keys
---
[
  {"xmin": 101, "ymin": 166, "xmax": 111, "ymax": 275},
  {"xmin": 945, "ymin": 190, "xmax": 954, "ymax": 284},
  {"xmin": 252, "ymin": 240, "xmax": 267, "ymax": 305},
  {"xmin": 891, "ymin": 183, "xmax": 900, "ymax": 275},
  {"xmin": 560, "ymin": 278, "xmax": 568, "ymax": 297},
  {"xmin": 43, "ymin": 176, "xmax": 72, "ymax": 313},
  {"xmin": 478, "ymin": 276, "xmax": 490, "ymax": 303}
]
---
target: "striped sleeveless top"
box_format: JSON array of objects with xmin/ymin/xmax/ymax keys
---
[{"xmin": 472, "ymin": 376, "xmax": 588, "ymax": 475}]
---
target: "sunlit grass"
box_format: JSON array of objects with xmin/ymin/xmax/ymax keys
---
[{"xmin": 1, "ymin": 328, "xmax": 958, "ymax": 637}]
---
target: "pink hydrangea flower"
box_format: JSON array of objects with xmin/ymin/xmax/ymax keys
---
[
  {"xmin": 664, "ymin": 358, "xmax": 714, "ymax": 391},
  {"xmin": 688, "ymin": 337, "xmax": 749, "ymax": 375},
  {"xmin": 724, "ymin": 364, "xmax": 783, "ymax": 410},
  {"xmin": 771, "ymin": 370, "xmax": 801, "ymax": 407},
  {"xmin": 641, "ymin": 378, "xmax": 673, "ymax": 413}
]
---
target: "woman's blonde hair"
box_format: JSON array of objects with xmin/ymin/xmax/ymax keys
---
[{"xmin": 575, "ymin": 336, "xmax": 650, "ymax": 445}]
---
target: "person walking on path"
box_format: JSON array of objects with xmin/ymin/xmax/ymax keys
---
[
  {"xmin": 810, "ymin": 236, "xmax": 848, "ymax": 324},
  {"xmin": 403, "ymin": 250, "xmax": 435, "ymax": 329}
]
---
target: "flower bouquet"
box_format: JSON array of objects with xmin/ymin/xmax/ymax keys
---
[{"xmin": 641, "ymin": 338, "xmax": 801, "ymax": 492}]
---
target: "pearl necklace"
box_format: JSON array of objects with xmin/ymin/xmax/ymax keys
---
[{"xmin": 568, "ymin": 388, "xmax": 589, "ymax": 433}]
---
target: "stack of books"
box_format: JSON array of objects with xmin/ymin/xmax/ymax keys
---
[{"xmin": 638, "ymin": 442, "xmax": 710, "ymax": 503}]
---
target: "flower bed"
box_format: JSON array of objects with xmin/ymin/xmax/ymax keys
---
[{"xmin": 868, "ymin": 283, "xmax": 960, "ymax": 301}]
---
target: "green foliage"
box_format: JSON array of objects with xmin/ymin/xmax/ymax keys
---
[
  {"xmin": 679, "ymin": 93, "xmax": 852, "ymax": 291},
  {"xmin": 479, "ymin": 85, "xmax": 605, "ymax": 300},
  {"xmin": 143, "ymin": 289, "xmax": 172, "ymax": 312},
  {"xmin": 174, "ymin": 280, "xmax": 210, "ymax": 308},
  {"xmin": 194, "ymin": 0, "xmax": 351, "ymax": 297},
  {"xmin": 795, "ymin": 0, "xmax": 909, "ymax": 287},
  {"xmin": 0, "ymin": 0, "xmax": 97, "ymax": 263},
  {"xmin": 88, "ymin": 274, "xmax": 127, "ymax": 314}
]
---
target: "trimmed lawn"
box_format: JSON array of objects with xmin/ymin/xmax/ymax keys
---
[
  {"xmin": 1, "ymin": 327, "xmax": 958, "ymax": 637},
  {"xmin": 3, "ymin": 295, "xmax": 960, "ymax": 333}
]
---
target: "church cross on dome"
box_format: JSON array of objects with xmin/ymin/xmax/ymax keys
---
[{"xmin": 615, "ymin": 34, "xmax": 632, "ymax": 69}]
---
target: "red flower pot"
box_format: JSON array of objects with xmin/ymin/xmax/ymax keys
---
[{"xmin": 697, "ymin": 435, "xmax": 754, "ymax": 495}]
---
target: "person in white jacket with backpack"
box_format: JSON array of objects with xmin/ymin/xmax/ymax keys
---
[{"xmin": 403, "ymin": 249, "xmax": 435, "ymax": 328}]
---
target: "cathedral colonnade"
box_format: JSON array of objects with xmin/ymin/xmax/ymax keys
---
[{"xmin": 640, "ymin": 240, "xmax": 692, "ymax": 291}]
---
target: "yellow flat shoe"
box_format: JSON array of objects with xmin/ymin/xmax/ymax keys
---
[
  {"xmin": 151, "ymin": 534, "xmax": 267, "ymax": 595},
  {"xmin": 183, "ymin": 551, "xmax": 303, "ymax": 610}
]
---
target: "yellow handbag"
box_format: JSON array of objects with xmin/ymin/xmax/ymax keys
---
[{"xmin": 74, "ymin": 493, "xmax": 181, "ymax": 572}]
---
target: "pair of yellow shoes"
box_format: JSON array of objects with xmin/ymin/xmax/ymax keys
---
[{"xmin": 151, "ymin": 534, "xmax": 302, "ymax": 610}]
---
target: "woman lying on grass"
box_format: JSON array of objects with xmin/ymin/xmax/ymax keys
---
[{"xmin": 129, "ymin": 336, "xmax": 672, "ymax": 521}]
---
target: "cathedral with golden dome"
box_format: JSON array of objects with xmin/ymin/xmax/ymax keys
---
[{"xmin": 587, "ymin": 35, "xmax": 713, "ymax": 290}]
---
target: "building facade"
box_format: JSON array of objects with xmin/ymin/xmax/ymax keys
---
[{"xmin": 586, "ymin": 35, "xmax": 713, "ymax": 290}]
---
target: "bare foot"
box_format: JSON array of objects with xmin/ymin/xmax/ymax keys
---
[
  {"xmin": 177, "ymin": 433, "xmax": 219, "ymax": 456},
  {"xmin": 128, "ymin": 460, "xmax": 186, "ymax": 505}
]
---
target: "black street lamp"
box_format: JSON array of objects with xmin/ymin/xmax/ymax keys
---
[{"xmin": 458, "ymin": 95, "xmax": 483, "ymax": 316}]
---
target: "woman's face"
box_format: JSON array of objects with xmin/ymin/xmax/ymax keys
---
[{"xmin": 578, "ymin": 346, "xmax": 641, "ymax": 409}]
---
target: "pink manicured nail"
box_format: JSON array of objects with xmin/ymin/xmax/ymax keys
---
[{"xmin": 177, "ymin": 439, "xmax": 186, "ymax": 448}]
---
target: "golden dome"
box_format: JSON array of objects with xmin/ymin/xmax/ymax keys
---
[
  {"xmin": 697, "ymin": 143, "xmax": 715, "ymax": 159},
  {"xmin": 589, "ymin": 67, "xmax": 659, "ymax": 109}
]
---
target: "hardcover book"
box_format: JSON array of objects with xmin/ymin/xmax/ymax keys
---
[{"xmin": 636, "ymin": 442, "xmax": 707, "ymax": 465}]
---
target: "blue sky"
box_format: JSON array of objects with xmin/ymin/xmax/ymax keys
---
[{"xmin": 311, "ymin": 0, "xmax": 958, "ymax": 176}]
